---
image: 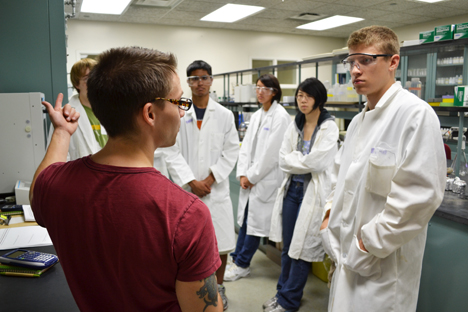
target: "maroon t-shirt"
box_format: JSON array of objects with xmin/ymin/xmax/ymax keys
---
[{"xmin": 32, "ymin": 156, "xmax": 220, "ymax": 312}]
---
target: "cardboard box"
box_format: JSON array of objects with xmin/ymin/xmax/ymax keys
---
[
  {"xmin": 434, "ymin": 24, "xmax": 454, "ymax": 42},
  {"xmin": 454, "ymin": 22, "xmax": 468, "ymax": 40},
  {"xmin": 419, "ymin": 30, "xmax": 434, "ymax": 44},
  {"xmin": 454, "ymin": 85, "xmax": 468, "ymax": 107}
]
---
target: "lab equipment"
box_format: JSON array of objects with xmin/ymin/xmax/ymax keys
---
[
  {"xmin": 0, "ymin": 93, "xmax": 47, "ymax": 194},
  {"xmin": 0, "ymin": 249, "xmax": 58, "ymax": 269}
]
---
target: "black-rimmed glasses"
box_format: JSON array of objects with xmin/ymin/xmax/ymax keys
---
[
  {"xmin": 155, "ymin": 97, "xmax": 193, "ymax": 111},
  {"xmin": 342, "ymin": 53, "xmax": 394, "ymax": 71}
]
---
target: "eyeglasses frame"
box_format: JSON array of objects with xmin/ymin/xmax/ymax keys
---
[
  {"xmin": 154, "ymin": 97, "xmax": 193, "ymax": 111},
  {"xmin": 342, "ymin": 53, "xmax": 394, "ymax": 71},
  {"xmin": 187, "ymin": 75, "xmax": 214, "ymax": 85}
]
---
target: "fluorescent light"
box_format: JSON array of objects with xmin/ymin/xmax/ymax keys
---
[
  {"xmin": 81, "ymin": 0, "xmax": 132, "ymax": 15},
  {"xmin": 201, "ymin": 4, "xmax": 265, "ymax": 23},
  {"xmin": 297, "ymin": 15, "xmax": 364, "ymax": 31},
  {"xmin": 414, "ymin": 0, "xmax": 445, "ymax": 3}
]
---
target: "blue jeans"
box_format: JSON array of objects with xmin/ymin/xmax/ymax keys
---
[
  {"xmin": 276, "ymin": 182, "xmax": 311, "ymax": 311},
  {"xmin": 230, "ymin": 203, "xmax": 261, "ymax": 268}
]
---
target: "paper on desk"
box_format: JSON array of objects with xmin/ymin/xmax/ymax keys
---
[
  {"xmin": 22, "ymin": 205, "xmax": 36, "ymax": 222},
  {"xmin": 0, "ymin": 226, "xmax": 52, "ymax": 250}
]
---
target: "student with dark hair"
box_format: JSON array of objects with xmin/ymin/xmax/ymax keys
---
[
  {"xmin": 165, "ymin": 59, "xmax": 239, "ymax": 310},
  {"xmin": 264, "ymin": 78, "xmax": 339, "ymax": 312},
  {"xmin": 225, "ymin": 74, "xmax": 291, "ymax": 282},
  {"xmin": 30, "ymin": 47, "xmax": 223, "ymax": 312}
]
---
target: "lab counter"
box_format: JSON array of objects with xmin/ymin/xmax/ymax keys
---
[{"xmin": 434, "ymin": 190, "xmax": 468, "ymax": 225}]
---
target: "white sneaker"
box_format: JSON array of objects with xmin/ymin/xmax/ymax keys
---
[
  {"xmin": 263, "ymin": 296, "xmax": 278, "ymax": 309},
  {"xmin": 225, "ymin": 256, "xmax": 234, "ymax": 271},
  {"xmin": 223, "ymin": 263, "xmax": 250, "ymax": 282}
]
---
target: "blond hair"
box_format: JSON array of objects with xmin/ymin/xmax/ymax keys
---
[
  {"xmin": 70, "ymin": 58, "xmax": 98, "ymax": 93},
  {"xmin": 347, "ymin": 26, "xmax": 400, "ymax": 55}
]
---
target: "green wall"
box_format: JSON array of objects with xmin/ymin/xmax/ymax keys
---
[{"xmin": 0, "ymin": 0, "xmax": 67, "ymax": 102}]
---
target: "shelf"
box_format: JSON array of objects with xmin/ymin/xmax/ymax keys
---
[
  {"xmin": 437, "ymin": 64, "xmax": 464, "ymax": 67},
  {"xmin": 436, "ymin": 84, "xmax": 461, "ymax": 87}
]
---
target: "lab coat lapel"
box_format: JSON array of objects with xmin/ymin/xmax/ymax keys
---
[
  {"xmin": 74, "ymin": 102, "xmax": 98, "ymax": 152},
  {"xmin": 200, "ymin": 98, "xmax": 216, "ymax": 131}
]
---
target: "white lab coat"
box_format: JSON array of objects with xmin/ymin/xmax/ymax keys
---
[
  {"xmin": 237, "ymin": 101, "xmax": 291, "ymax": 237},
  {"xmin": 164, "ymin": 98, "xmax": 239, "ymax": 253},
  {"xmin": 47, "ymin": 94, "xmax": 103, "ymax": 160},
  {"xmin": 270, "ymin": 116, "xmax": 338, "ymax": 262},
  {"xmin": 153, "ymin": 149, "xmax": 169, "ymax": 178},
  {"xmin": 321, "ymin": 82, "xmax": 446, "ymax": 312}
]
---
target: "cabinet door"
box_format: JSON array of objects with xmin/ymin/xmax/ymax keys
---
[
  {"xmin": 434, "ymin": 45, "xmax": 465, "ymax": 98},
  {"xmin": 406, "ymin": 52, "xmax": 428, "ymax": 100}
]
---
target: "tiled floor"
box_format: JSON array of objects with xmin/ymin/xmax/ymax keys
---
[{"xmin": 223, "ymin": 249, "xmax": 329, "ymax": 311}]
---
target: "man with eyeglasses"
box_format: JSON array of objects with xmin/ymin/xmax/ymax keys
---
[
  {"xmin": 29, "ymin": 48, "xmax": 223, "ymax": 312},
  {"xmin": 165, "ymin": 60, "xmax": 239, "ymax": 311},
  {"xmin": 320, "ymin": 26, "xmax": 445, "ymax": 312}
]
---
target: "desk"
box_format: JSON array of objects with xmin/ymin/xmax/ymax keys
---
[{"xmin": 0, "ymin": 245, "xmax": 78, "ymax": 311}]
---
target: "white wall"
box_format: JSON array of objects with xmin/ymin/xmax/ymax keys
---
[{"xmin": 66, "ymin": 20, "xmax": 345, "ymax": 97}]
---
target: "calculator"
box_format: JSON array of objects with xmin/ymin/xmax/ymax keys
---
[{"xmin": 0, "ymin": 249, "xmax": 58, "ymax": 269}]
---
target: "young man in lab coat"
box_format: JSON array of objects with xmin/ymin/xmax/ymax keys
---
[
  {"xmin": 320, "ymin": 26, "xmax": 446, "ymax": 312},
  {"xmin": 30, "ymin": 47, "xmax": 223, "ymax": 312},
  {"xmin": 164, "ymin": 60, "xmax": 239, "ymax": 310}
]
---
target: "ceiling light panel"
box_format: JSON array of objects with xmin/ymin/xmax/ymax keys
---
[
  {"xmin": 81, "ymin": 0, "xmax": 132, "ymax": 15},
  {"xmin": 297, "ymin": 15, "xmax": 364, "ymax": 31},
  {"xmin": 201, "ymin": 4, "xmax": 265, "ymax": 23}
]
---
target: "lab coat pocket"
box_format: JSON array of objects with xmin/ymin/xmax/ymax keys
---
[
  {"xmin": 254, "ymin": 180, "xmax": 278, "ymax": 203},
  {"xmin": 344, "ymin": 235, "xmax": 381, "ymax": 280},
  {"xmin": 320, "ymin": 228, "xmax": 336, "ymax": 263},
  {"xmin": 365, "ymin": 147, "xmax": 396, "ymax": 198}
]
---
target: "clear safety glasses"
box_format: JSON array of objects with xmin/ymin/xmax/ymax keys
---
[
  {"xmin": 155, "ymin": 97, "xmax": 193, "ymax": 111},
  {"xmin": 254, "ymin": 86, "xmax": 275, "ymax": 95},
  {"xmin": 342, "ymin": 53, "xmax": 394, "ymax": 72},
  {"xmin": 296, "ymin": 93, "xmax": 314, "ymax": 101},
  {"xmin": 187, "ymin": 75, "xmax": 213, "ymax": 86}
]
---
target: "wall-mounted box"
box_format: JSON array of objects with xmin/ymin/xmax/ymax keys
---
[{"xmin": 454, "ymin": 86, "xmax": 468, "ymax": 107}]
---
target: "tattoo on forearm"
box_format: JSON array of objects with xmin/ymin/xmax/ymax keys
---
[{"xmin": 196, "ymin": 273, "xmax": 219, "ymax": 311}]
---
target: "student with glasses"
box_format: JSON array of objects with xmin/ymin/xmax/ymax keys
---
[
  {"xmin": 30, "ymin": 47, "xmax": 223, "ymax": 312},
  {"xmin": 320, "ymin": 26, "xmax": 446, "ymax": 312},
  {"xmin": 164, "ymin": 60, "xmax": 239, "ymax": 311},
  {"xmin": 264, "ymin": 78, "xmax": 339, "ymax": 312},
  {"xmin": 225, "ymin": 74, "xmax": 291, "ymax": 282}
]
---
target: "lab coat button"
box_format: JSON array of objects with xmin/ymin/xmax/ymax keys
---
[{"xmin": 342, "ymin": 253, "xmax": 347, "ymax": 258}]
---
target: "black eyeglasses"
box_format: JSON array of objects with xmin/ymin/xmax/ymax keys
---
[
  {"xmin": 342, "ymin": 53, "xmax": 394, "ymax": 71},
  {"xmin": 155, "ymin": 97, "xmax": 192, "ymax": 111}
]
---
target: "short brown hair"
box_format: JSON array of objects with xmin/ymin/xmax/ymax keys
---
[
  {"xmin": 70, "ymin": 58, "xmax": 97, "ymax": 93},
  {"xmin": 87, "ymin": 47, "xmax": 177, "ymax": 138},
  {"xmin": 347, "ymin": 25, "xmax": 400, "ymax": 55}
]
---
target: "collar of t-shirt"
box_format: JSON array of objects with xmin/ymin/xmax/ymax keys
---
[{"xmin": 193, "ymin": 105, "xmax": 206, "ymax": 130}]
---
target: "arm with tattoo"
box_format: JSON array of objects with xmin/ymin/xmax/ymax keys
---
[{"xmin": 176, "ymin": 273, "xmax": 223, "ymax": 312}]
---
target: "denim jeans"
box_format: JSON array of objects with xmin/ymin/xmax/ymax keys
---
[
  {"xmin": 276, "ymin": 182, "xmax": 311, "ymax": 311},
  {"xmin": 230, "ymin": 203, "xmax": 261, "ymax": 268}
]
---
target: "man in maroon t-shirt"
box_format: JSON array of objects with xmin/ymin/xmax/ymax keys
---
[{"xmin": 30, "ymin": 47, "xmax": 223, "ymax": 312}]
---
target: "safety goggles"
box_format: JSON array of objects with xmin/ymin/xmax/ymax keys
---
[
  {"xmin": 155, "ymin": 97, "xmax": 193, "ymax": 111},
  {"xmin": 187, "ymin": 75, "xmax": 213, "ymax": 85},
  {"xmin": 296, "ymin": 93, "xmax": 314, "ymax": 101},
  {"xmin": 254, "ymin": 86, "xmax": 275, "ymax": 95},
  {"xmin": 342, "ymin": 53, "xmax": 394, "ymax": 72}
]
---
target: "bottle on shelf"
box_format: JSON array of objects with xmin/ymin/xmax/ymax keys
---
[{"xmin": 210, "ymin": 90, "xmax": 217, "ymax": 102}]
